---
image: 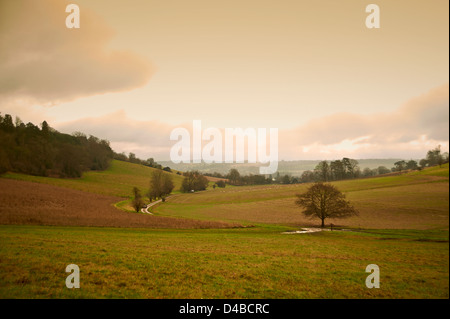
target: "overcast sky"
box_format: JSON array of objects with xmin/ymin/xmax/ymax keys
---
[{"xmin": 0, "ymin": 0, "xmax": 448, "ymax": 161}]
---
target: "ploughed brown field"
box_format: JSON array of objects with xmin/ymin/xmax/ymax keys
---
[
  {"xmin": 0, "ymin": 179, "xmax": 237, "ymax": 229},
  {"xmin": 205, "ymin": 176, "xmax": 228, "ymax": 183}
]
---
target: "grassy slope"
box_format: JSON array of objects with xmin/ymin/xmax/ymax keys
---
[
  {"xmin": 153, "ymin": 164, "xmax": 449, "ymax": 229},
  {"xmin": 2, "ymin": 160, "xmax": 184, "ymax": 198},
  {"xmin": 0, "ymin": 225, "xmax": 447, "ymax": 298}
]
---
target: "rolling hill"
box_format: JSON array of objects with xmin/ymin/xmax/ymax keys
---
[
  {"xmin": 1, "ymin": 159, "xmax": 185, "ymax": 198},
  {"xmin": 152, "ymin": 164, "xmax": 449, "ymax": 230}
]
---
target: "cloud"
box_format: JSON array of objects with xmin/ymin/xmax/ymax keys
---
[
  {"xmin": 0, "ymin": 0, "xmax": 152, "ymax": 105},
  {"xmin": 53, "ymin": 85, "xmax": 449, "ymax": 162},
  {"xmin": 55, "ymin": 110, "xmax": 179, "ymax": 159},
  {"xmin": 280, "ymin": 84, "xmax": 449, "ymax": 159}
]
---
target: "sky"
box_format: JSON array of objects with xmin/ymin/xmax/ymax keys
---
[{"xmin": 0, "ymin": 0, "xmax": 448, "ymax": 161}]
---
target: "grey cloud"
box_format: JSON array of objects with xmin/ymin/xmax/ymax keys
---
[
  {"xmin": 0, "ymin": 0, "xmax": 152, "ymax": 104},
  {"xmin": 54, "ymin": 110, "xmax": 180, "ymax": 159}
]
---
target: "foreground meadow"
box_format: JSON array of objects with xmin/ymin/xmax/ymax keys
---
[{"xmin": 0, "ymin": 225, "xmax": 448, "ymax": 298}]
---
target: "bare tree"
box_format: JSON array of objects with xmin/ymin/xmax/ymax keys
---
[
  {"xmin": 131, "ymin": 187, "xmax": 144, "ymax": 212},
  {"xmin": 148, "ymin": 170, "xmax": 174, "ymax": 202},
  {"xmin": 314, "ymin": 161, "xmax": 330, "ymax": 182},
  {"xmin": 295, "ymin": 183, "xmax": 359, "ymax": 228},
  {"xmin": 330, "ymin": 160, "xmax": 345, "ymax": 180},
  {"xmin": 342, "ymin": 158, "xmax": 359, "ymax": 178}
]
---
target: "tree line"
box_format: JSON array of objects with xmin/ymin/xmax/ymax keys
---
[
  {"xmin": 202, "ymin": 160, "xmax": 364, "ymax": 185},
  {"xmin": 198, "ymin": 146, "xmax": 450, "ymax": 186},
  {"xmin": 0, "ymin": 113, "xmax": 113, "ymax": 177},
  {"xmin": 130, "ymin": 146, "xmax": 449, "ymax": 212},
  {"xmin": 205, "ymin": 169, "xmax": 273, "ymax": 186},
  {"xmin": 416, "ymin": 146, "xmax": 448, "ymax": 169},
  {"xmin": 112, "ymin": 151, "xmax": 173, "ymax": 172},
  {"xmin": 300, "ymin": 147, "xmax": 449, "ymax": 183}
]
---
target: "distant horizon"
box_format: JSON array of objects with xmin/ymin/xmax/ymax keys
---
[
  {"xmin": 156, "ymin": 158, "xmax": 425, "ymax": 177},
  {"xmin": 158, "ymin": 157, "xmax": 418, "ymax": 163}
]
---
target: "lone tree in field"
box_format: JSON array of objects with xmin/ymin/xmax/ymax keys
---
[
  {"xmin": 295, "ymin": 183, "xmax": 358, "ymax": 228},
  {"xmin": 132, "ymin": 187, "xmax": 144, "ymax": 213},
  {"xmin": 180, "ymin": 171, "xmax": 209, "ymax": 193}
]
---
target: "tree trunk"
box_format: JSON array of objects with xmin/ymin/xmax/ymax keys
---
[{"xmin": 321, "ymin": 218, "xmax": 325, "ymax": 228}]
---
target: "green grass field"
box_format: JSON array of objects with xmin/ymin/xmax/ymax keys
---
[
  {"xmin": 0, "ymin": 164, "xmax": 448, "ymax": 298},
  {"xmin": 0, "ymin": 225, "xmax": 447, "ymax": 298}
]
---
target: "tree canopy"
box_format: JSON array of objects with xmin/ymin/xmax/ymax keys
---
[
  {"xmin": 295, "ymin": 183, "xmax": 359, "ymax": 228},
  {"xmin": 147, "ymin": 170, "xmax": 174, "ymax": 202},
  {"xmin": 0, "ymin": 113, "xmax": 113, "ymax": 177},
  {"xmin": 180, "ymin": 171, "xmax": 209, "ymax": 193}
]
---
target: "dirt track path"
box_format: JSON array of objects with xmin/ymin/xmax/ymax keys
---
[
  {"xmin": 141, "ymin": 200, "xmax": 159, "ymax": 214},
  {"xmin": 141, "ymin": 197, "xmax": 170, "ymax": 214}
]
